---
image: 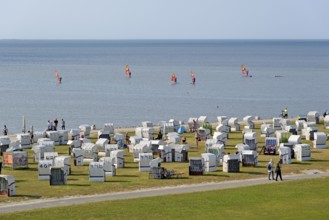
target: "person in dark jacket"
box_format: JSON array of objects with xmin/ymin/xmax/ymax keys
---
[
  {"xmin": 156, "ymin": 129, "xmax": 163, "ymax": 140},
  {"xmin": 54, "ymin": 118, "xmax": 59, "ymax": 130},
  {"xmin": 3, "ymin": 125, "xmax": 8, "ymax": 136},
  {"xmin": 275, "ymin": 162, "xmax": 283, "ymax": 181}
]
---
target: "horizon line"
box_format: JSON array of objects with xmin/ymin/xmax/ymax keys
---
[{"xmin": 0, "ymin": 38, "xmax": 329, "ymax": 41}]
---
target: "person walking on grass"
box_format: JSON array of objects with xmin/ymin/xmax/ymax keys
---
[
  {"xmin": 195, "ymin": 130, "xmax": 200, "ymax": 148},
  {"xmin": 275, "ymin": 162, "xmax": 283, "ymax": 181},
  {"xmin": 28, "ymin": 130, "xmax": 34, "ymax": 144},
  {"xmin": 267, "ymin": 159, "xmax": 274, "ymax": 180},
  {"xmin": 125, "ymin": 132, "xmax": 130, "ymax": 145}
]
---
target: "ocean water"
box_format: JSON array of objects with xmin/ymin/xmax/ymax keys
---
[{"xmin": 0, "ymin": 40, "xmax": 329, "ymax": 134}]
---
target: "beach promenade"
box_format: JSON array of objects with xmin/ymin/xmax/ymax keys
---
[{"xmin": 0, "ymin": 170, "xmax": 328, "ymax": 214}]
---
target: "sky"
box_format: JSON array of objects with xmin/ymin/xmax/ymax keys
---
[{"xmin": 0, "ymin": 0, "xmax": 328, "ymax": 40}]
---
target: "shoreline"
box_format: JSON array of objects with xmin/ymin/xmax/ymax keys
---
[{"xmin": 6, "ymin": 117, "xmax": 275, "ymax": 142}]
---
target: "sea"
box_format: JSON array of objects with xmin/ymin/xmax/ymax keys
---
[{"xmin": 0, "ymin": 39, "xmax": 329, "ymax": 134}]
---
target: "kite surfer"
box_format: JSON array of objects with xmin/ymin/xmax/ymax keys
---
[
  {"xmin": 55, "ymin": 71, "xmax": 62, "ymax": 84},
  {"xmin": 171, "ymin": 72, "xmax": 177, "ymax": 84},
  {"xmin": 125, "ymin": 65, "xmax": 131, "ymax": 78},
  {"xmin": 241, "ymin": 65, "xmax": 252, "ymax": 77},
  {"xmin": 191, "ymin": 71, "xmax": 196, "ymax": 84}
]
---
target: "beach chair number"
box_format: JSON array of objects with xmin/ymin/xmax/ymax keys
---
[
  {"xmin": 39, "ymin": 164, "xmax": 49, "ymax": 168},
  {"xmin": 91, "ymin": 164, "xmax": 103, "ymax": 169}
]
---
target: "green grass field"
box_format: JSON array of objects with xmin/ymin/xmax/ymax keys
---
[
  {"xmin": 0, "ymin": 120, "xmax": 328, "ymax": 204},
  {"xmin": 1, "ymin": 177, "xmax": 329, "ymax": 219}
]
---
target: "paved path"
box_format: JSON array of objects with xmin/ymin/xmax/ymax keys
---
[{"xmin": 1, "ymin": 170, "xmax": 329, "ymax": 214}]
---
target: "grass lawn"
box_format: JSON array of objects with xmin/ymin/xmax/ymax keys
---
[
  {"xmin": 1, "ymin": 177, "xmax": 329, "ymax": 219},
  {"xmin": 0, "ymin": 120, "xmax": 328, "ymax": 203}
]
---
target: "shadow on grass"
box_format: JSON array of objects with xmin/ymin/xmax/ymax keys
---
[
  {"xmin": 15, "ymin": 179, "xmax": 28, "ymax": 183},
  {"xmin": 68, "ymin": 183, "xmax": 91, "ymax": 187},
  {"xmin": 105, "ymin": 180, "xmax": 131, "ymax": 183},
  {"xmin": 14, "ymin": 195, "xmax": 42, "ymax": 199},
  {"xmin": 67, "ymin": 178, "xmax": 80, "ymax": 181},
  {"xmin": 58, "ymin": 152, "xmax": 69, "ymax": 156},
  {"xmin": 309, "ymin": 159, "xmax": 328, "ymax": 162},
  {"xmin": 117, "ymin": 175, "xmax": 139, "ymax": 178},
  {"xmin": 291, "ymin": 162, "xmax": 312, "ymax": 165},
  {"xmin": 224, "ymin": 145, "xmax": 237, "ymax": 149},
  {"xmin": 123, "ymin": 166, "xmax": 139, "ymax": 169},
  {"xmin": 70, "ymin": 173, "xmax": 87, "ymax": 176},
  {"xmin": 203, "ymin": 174, "xmax": 230, "ymax": 177},
  {"xmin": 228, "ymin": 137, "xmax": 243, "ymax": 140},
  {"xmin": 163, "ymin": 176, "xmax": 190, "ymax": 180}
]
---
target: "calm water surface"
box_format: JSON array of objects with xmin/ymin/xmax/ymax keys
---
[{"xmin": 0, "ymin": 40, "xmax": 328, "ymax": 133}]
